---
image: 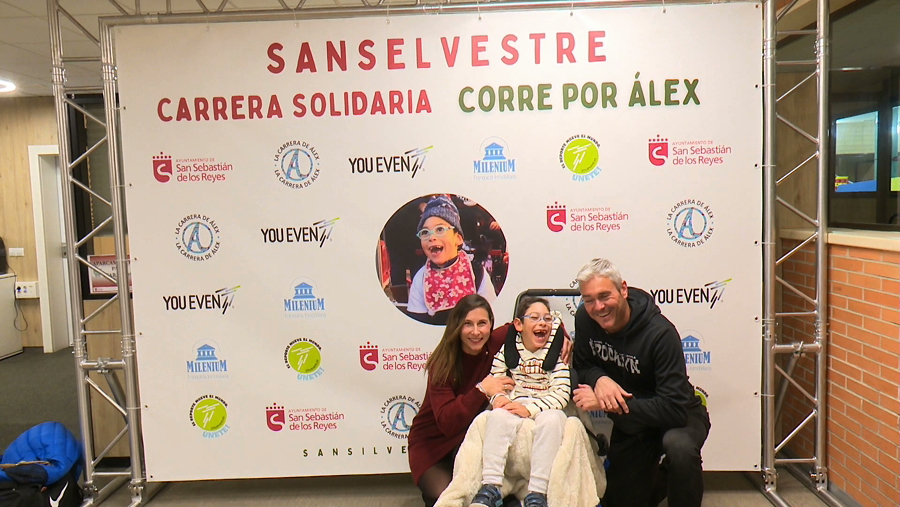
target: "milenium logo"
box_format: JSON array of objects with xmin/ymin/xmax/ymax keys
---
[
  {"xmin": 284, "ymin": 278, "xmax": 326, "ymax": 318},
  {"xmin": 261, "ymin": 218, "xmax": 339, "ymax": 248},
  {"xmin": 681, "ymin": 331, "xmax": 712, "ymax": 370},
  {"xmin": 474, "ymin": 138, "xmax": 516, "ymax": 180},
  {"xmin": 186, "ymin": 341, "xmax": 228, "ymax": 377}
]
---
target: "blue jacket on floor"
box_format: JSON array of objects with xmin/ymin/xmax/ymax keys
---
[{"xmin": 0, "ymin": 422, "xmax": 82, "ymax": 486}]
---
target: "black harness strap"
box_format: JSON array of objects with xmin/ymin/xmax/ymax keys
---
[{"xmin": 503, "ymin": 321, "xmax": 566, "ymax": 372}]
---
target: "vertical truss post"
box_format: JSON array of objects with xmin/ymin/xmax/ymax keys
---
[
  {"xmin": 765, "ymin": 0, "xmax": 848, "ymax": 505},
  {"xmin": 98, "ymin": 20, "xmax": 148, "ymax": 505},
  {"xmin": 762, "ymin": 0, "xmax": 786, "ymax": 505},
  {"xmin": 46, "ymin": 1, "xmax": 154, "ymax": 505},
  {"xmin": 46, "ymin": 0, "xmax": 98, "ymax": 500}
]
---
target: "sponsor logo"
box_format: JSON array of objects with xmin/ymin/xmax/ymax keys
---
[
  {"xmin": 284, "ymin": 338, "xmax": 324, "ymax": 381},
  {"xmin": 565, "ymin": 279, "xmax": 583, "ymax": 317},
  {"xmin": 266, "ymin": 403, "xmax": 286, "ymax": 431},
  {"xmin": 666, "ymin": 199, "xmax": 715, "ymax": 247},
  {"xmin": 297, "ymin": 445, "xmax": 407, "ymax": 458},
  {"xmin": 360, "ymin": 342, "xmax": 379, "ymax": 371},
  {"xmin": 648, "ymin": 136, "xmax": 668, "ymax": 166},
  {"xmin": 694, "ymin": 386, "xmax": 709, "ymax": 407},
  {"xmin": 163, "ymin": 286, "xmax": 240, "ymax": 314},
  {"xmin": 474, "ymin": 138, "xmax": 516, "ymax": 181},
  {"xmin": 652, "ymin": 136, "xmax": 733, "ymax": 166},
  {"xmin": 548, "ymin": 202, "xmax": 629, "ymax": 233},
  {"xmin": 268, "ymin": 405, "xmax": 346, "ymax": 432},
  {"xmin": 349, "ymin": 146, "xmax": 432, "ymax": 178},
  {"xmin": 189, "ymin": 395, "xmax": 230, "ymax": 438},
  {"xmin": 559, "ymin": 135, "xmax": 602, "ymax": 182},
  {"xmin": 261, "ymin": 218, "xmax": 339, "ymax": 248},
  {"xmin": 153, "ymin": 152, "xmax": 173, "ymax": 182},
  {"xmin": 154, "ymin": 152, "xmax": 234, "ymax": 183},
  {"xmin": 284, "ymin": 278, "xmax": 326, "ymax": 318},
  {"xmin": 360, "ymin": 343, "xmax": 430, "ymax": 372},
  {"xmin": 175, "ymin": 215, "xmax": 221, "ymax": 261},
  {"xmin": 680, "ymin": 330, "xmax": 712, "ymax": 372},
  {"xmin": 649, "ymin": 279, "xmax": 730, "ymax": 309},
  {"xmin": 381, "ymin": 395, "xmax": 420, "ymax": 439},
  {"xmin": 186, "ymin": 340, "xmax": 229, "ymax": 380},
  {"xmin": 547, "ymin": 203, "xmax": 566, "ymax": 232},
  {"xmin": 274, "ymin": 140, "xmax": 320, "ymax": 189}
]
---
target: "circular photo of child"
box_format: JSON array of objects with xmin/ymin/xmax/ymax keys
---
[{"xmin": 376, "ymin": 194, "xmax": 509, "ymax": 325}]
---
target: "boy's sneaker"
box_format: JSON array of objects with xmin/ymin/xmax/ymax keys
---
[
  {"xmin": 523, "ymin": 492, "xmax": 548, "ymax": 507},
  {"xmin": 470, "ymin": 484, "xmax": 503, "ymax": 507}
]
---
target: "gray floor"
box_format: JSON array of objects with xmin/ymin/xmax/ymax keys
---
[
  {"xmin": 0, "ymin": 346, "xmax": 80, "ymax": 449},
  {"xmin": 98, "ymin": 470, "xmax": 831, "ymax": 507}
]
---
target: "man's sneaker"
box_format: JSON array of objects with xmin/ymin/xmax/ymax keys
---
[
  {"xmin": 470, "ymin": 484, "xmax": 503, "ymax": 507},
  {"xmin": 523, "ymin": 492, "xmax": 548, "ymax": 507}
]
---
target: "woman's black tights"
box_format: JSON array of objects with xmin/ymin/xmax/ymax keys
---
[{"xmin": 417, "ymin": 453, "xmax": 455, "ymax": 507}]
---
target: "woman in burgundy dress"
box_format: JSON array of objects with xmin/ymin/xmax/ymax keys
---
[{"xmin": 407, "ymin": 295, "xmax": 514, "ymax": 506}]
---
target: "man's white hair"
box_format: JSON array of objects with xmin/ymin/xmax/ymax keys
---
[{"xmin": 575, "ymin": 258, "xmax": 624, "ymax": 291}]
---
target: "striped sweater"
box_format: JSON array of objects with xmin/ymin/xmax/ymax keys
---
[{"xmin": 490, "ymin": 319, "xmax": 571, "ymax": 418}]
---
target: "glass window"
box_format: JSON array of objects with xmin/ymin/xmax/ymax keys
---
[{"xmin": 826, "ymin": 0, "xmax": 899, "ymax": 230}]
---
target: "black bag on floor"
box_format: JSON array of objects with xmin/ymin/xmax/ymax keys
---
[{"xmin": 0, "ymin": 468, "xmax": 82, "ymax": 507}]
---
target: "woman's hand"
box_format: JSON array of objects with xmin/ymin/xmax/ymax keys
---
[
  {"xmin": 481, "ymin": 375, "xmax": 514, "ymax": 397},
  {"xmin": 503, "ymin": 402, "xmax": 529, "ymax": 418},
  {"xmin": 561, "ymin": 335, "xmax": 573, "ymax": 365},
  {"xmin": 573, "ymin": 384, "xmax": 602, "ymax": 411}
]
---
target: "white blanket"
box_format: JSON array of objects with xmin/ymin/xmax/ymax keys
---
[{"xmin": 435, "ymin": 411, "xmax": 606, "ymax": 507}]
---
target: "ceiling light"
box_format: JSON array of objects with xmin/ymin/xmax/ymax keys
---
[{"xmin": 0, "ymin": 79, "xmax": 16, "ymax": 92}]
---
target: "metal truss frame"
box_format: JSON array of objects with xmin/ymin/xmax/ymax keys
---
[
  {"xmin": 762, "ymin": 0, "xmax": 847, "ymax": 506},
  {"xmin": 45, "ymin": 0, "xmax": 844, "ymax": 506}
]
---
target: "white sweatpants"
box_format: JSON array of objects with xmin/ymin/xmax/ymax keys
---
[{"xmin": 481, "ymin": 405, "xmax": 566, "ymax": 494}]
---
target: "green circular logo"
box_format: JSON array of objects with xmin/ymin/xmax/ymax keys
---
[
  {"xmin": 192, "ymin": 398, "xmax": 227, "ymax": 431},
  {"xmin": 287, "ymin": 341, "xmax": 322, "ymax": 374},
  {"xmin": 561, "ymin": 137, "xmax": 600, "ymax": 175},
  {"xmin": 694, "ymin": 387, "xmax": 708, "ymax": 407}
]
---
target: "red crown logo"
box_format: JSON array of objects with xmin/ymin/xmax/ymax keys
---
[
  {"xmin": 546, "ymin": 202, "xmax": 566, "ymax": 233},
  {"xmin": 359, "ymin": 342, "xmax": 379, "ymax": 371},
  {"xmin": 153, "ymin": 151, "xmax": 174, "ymax": 182}
]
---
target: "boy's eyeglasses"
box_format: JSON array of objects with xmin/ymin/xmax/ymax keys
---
[
  {"xmin": 522, "ymin": 314, "xmax": 554, "ymax": 324},
  {"xmin": 416, "ymin": 225, "xmax": 455, "ymax": 240}
]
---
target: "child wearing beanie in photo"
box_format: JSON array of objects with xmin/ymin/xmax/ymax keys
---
[{"xmin": 407, "ymin": 195, "xmax": 496, "ymax": 324}]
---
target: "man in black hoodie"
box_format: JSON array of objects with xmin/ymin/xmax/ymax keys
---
[{"xmin": 572, "ymin": 258, "xmax": 710, "ymax": 507}]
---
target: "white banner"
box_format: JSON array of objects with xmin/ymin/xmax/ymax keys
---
[{"xmin": 115, "ymin": 2, "xmax": 763, "ymax": 481}]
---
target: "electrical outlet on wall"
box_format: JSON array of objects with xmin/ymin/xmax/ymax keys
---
[
  {"xmin": 8, "ymin": 248, "xmax": 24, "ymax": 257},
  {"xmin": 15, "ymin": 281, "xmax": 38, "ymax": 299}
]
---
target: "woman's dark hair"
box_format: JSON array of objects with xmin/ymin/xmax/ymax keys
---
[{"xmin": 423, "ymin": 294, "xmax": 494, "ymax": 389}]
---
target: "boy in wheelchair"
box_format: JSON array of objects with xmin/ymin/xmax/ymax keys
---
[{"xmin": 470, "ymin": 297, "xmax": 570, "ymax": 507}]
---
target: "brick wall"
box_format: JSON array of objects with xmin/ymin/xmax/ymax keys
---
[{"xmin": 781, "ymin": 240, "xmax": 899, "ymax": 507}]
